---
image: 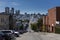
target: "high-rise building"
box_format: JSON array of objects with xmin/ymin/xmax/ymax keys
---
[
  {"xmin": 5, "ymin": 7, "xmax": 10, "ymax": 14},
  {"xmin": 15, "ymin": 10, "xmax": 20, "ymax": 15},
  {"xmin": 10, "ymin": 7, "xmax": 14, "ymax": 15}
]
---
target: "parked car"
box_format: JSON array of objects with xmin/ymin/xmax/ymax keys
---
[
  {"xmin": 19, "ymin": 30, "xmax": 28, "ymax": 34},
  {"xmin": 19, "ymin": 30, "xmax": 24, "ymax": 34},
  {"xmin": 23, "ymin": 30, "xmax": 28, "ymax": 33},
  {"xmin": 0, "ymin": 30, "xmax": 16, "ymax": 40},
  {"xmin": 0, "ymin": 31, "xmax": 5, "ymax": 40},
  {"xmin": 13, "ymin": 30, "xmax": 20, "ymax": 37}
]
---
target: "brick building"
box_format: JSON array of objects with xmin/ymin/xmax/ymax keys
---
[{"xmin": 44, "ymin": 7, "xmax": 60, "ymax": 32}]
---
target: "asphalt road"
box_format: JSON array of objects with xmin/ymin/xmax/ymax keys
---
[
  {"xmin": 16, "ymin": 32, "xmax": 60, "ymax": 40},
  {"xmin": 16, "ymin": 32, "xmax": 42, "ymax": 40}
]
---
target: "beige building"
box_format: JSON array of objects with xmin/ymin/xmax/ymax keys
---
[{"xmin": 0, "ymin": 13, "xmax": 9, "ymax": 30}]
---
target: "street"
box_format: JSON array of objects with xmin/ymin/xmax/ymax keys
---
[
  {"xmin": 16, "ymin": 32, "xmax": 42, "ymax": 40},
  {"xmin": 16, "ymin": 32, "xmax": 60, "ymax": 40}
]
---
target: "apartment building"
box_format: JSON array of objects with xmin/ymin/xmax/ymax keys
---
[
  {"xmin": 0, "ymin": 13, "xmax": 9, "ymax": 30},
  {"xmin": 44, "ymin": 7, "xmax": 60, "ymax": 32}
]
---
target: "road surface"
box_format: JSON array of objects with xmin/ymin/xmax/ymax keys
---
[
  {"xmin": 16, "ymin": 32, "xmax": 42, "ymax": 40},
  {"xmin": 16, "ymin": 32, "xmax": 60, "ymax": 40}
]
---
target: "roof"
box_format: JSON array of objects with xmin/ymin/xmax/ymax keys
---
[
  {"xmin": 0, "ymin": 12, "xmax": 14, "ymax": 16},
  {"xmin": 48, "ymin": 6, "xmax": 60, "ymax": 11}
]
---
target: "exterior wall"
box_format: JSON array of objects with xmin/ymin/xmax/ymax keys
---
[
  {"xmin": 9, "ymin": 15, "xmax": 14, "ymax": 29},
  {"xmin": 45, "ymin": 16, "xmax": 49, "ymax": 31},
  {"xmin": 43, "ymin": 15, "xmax": 49, "ymax": 32},
  {"xmin": 56, "ymin": 7, "xmax": 60, "ymax": 21},
  {"xmin": 0, "ymin": 15, "xmax": 9, "ymax": 30},
  {"xmin": 48, "ymin": 8, "xmax": 56, "ymax": 32},
  {"xmin": 43, "ymin": 15, "xmax": 46, "ymax": 31},
  {"xmin": 43, "ymin": 16, "xmax": 46, "ymax": 25},
  {"xmin": 39, "ymin": 7, "xmax": 60, "ymax": 32},
  {"xmin": 48, "ymin": 8, "xmax": 56, "ymax": 27},
  {"xmin": 9, "ymin": 15, "xmax": 16, "ymax": 30},
  {"xmin": 46, "ymin": 16, "xmax": 48, "ymax": 25}
]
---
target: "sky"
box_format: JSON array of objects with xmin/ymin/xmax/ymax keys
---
[{"xmin": 0, "ymin": 0, "xmax": 60, "ymax": 14}]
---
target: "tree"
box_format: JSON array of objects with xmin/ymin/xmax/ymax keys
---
[
  {"xmin": 19, "ymin": 24, "xmax": 24, "ymax": 30},
  {"xmin": 31, "ymin": 23, "xmax": 38, "ymax": 32},
  {"xmin": 23, "ymin": 20, "xmax": 29, "ymax": 22},
  {"xmin": 31, "ymin": 18, "xmax": 43, "ymax": 32},
  {"xmin": 37, "ymin": 18, "xmax": 43, "ymax": 31},
  {"xmin": 37, "ymin": 18, "xmax": 43, "ymax": 27}
]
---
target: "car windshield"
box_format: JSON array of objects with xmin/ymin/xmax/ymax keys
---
[
  {"xmin": 2, "ymin": 31, "xmax": 11, "ymax": 33},
  {"xmin": 0, "ymin": 32, "xmax": 4, "ymax": 34}
]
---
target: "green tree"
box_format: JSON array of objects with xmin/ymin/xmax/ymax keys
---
[
  {"xmin": 31, "ymin": 18, "xmax": 43, "ymax": 32},
  {"xmin": 37, "ymin": 18, "xmax": 43, "ymax": 31},
  {"xmin": 31, "ymin": 23, "xmax": 38, "ymax": 31},
  {"xmin": 19, "ymin": 24, "xmax": 24, "ymax": 30},
  {"xmin": 37, "ymin": 18, "xmax": 43, "ymax": 27}
]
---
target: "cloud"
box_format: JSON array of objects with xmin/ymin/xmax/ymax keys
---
[
  {"xmin": 0, "ymin": 1, "xmax": 19, "ymax": 7},
  {"xmin": 11, "ymin": 2, "xmax": 19, "ymax": 6}
]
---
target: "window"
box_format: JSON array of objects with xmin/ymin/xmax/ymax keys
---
[{"xmin": 1, "ymin": 18, "xmax": 4, "ymax": 23}]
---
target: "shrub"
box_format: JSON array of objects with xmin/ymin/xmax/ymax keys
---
[
  {"xmin": 55, "ymin": 27, "xmax": 60, "ymax": 34},
  {"xmin": 19, "ymin": 24, "xmax": 24, "ymax": 30},
  {"xmin": 31, "ymin": 23, "xmax": 38, "ymax": 31}
]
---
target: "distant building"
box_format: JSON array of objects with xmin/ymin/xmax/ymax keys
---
[
  {"xmin": 15, "ymin": 10, "xmax": 20, "ymax": 16},
  {"xmin": 15, "ymin": 13, "xmax": 42, "ymax": 30},
  {"xmin": 10, "ymin": 7, "xmax": 14, "ymax": 15},
  {"xmin": 5, "ymin": 7, "xmax": 9, "ymax": 14}
]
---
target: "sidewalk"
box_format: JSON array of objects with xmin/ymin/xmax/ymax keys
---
[{"xmin": 39, "ymin": 32, "xmax": 60, "ymax": 40}]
